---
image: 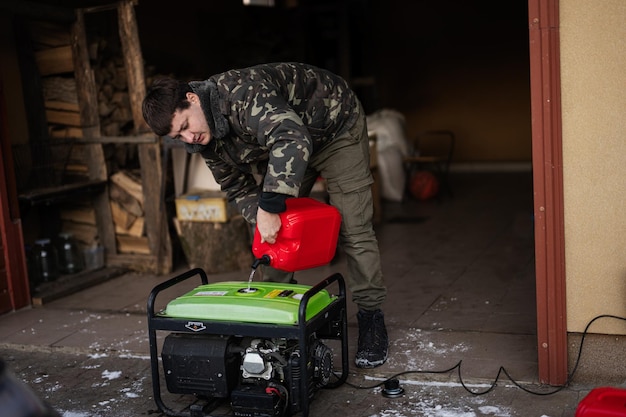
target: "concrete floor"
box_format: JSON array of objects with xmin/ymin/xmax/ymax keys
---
[{"xmin": 0, "ymin": 172, "xmax": 597, "ymax": 416}]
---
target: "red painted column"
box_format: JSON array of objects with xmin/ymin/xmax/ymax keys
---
[
  {"xmin": 528, "ymin": 0, "xmax": 568, "ymax": 385},
  {"xmin": 0, "ymin": 79, "xmax": 31, "ymax": 313}
]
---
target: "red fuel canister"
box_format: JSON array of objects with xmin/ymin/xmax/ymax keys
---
[
  {"xmin": 252, "ymin": 197, "xmax": 341, "ymax": 272},
  {"xmin": 576, "ymin": 387, "xmax": 626, "ymax": 417}
]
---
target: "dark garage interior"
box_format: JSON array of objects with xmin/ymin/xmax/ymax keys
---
[
  {"xmin": 135, "ymin": 0, "xmax": 532, "ymax": 163},
  {"xmin": 0, "ymin": 0, "xmax": 533, "ymax": 313}
]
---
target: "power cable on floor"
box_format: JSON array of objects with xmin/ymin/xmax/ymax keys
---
[{"xmin": 340, "ymin": 314, "xmax": 626, "ymax": 397}]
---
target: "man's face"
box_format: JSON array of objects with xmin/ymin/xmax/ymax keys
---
[{"xmin": 168, "ymin": 92, "xmax": 212, "ymax": 145}]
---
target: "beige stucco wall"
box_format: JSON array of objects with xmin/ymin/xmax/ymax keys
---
[{"xmin": 560, "ymin": 0, "xmax": 626, "ymax": 334}]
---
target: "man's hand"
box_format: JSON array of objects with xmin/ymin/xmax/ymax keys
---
[{"xmin": 256, "ymin": 207, "xmax": 282, "ymax": 244}]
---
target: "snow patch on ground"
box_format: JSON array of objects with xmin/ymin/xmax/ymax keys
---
[
  {"xmin": 88, "ymin": 353, "xmax": 108, "ymax": 359},
  {"xmin": 386, "ymin": 327, "xmax": 470, "ymax": 371},
  {"xmin": 101, "ymin": 370, "xmax": 122, "ymax": 380},
  {"xmin": 367, "ymin": 389, "xmax": 514, "ymax": 417}
]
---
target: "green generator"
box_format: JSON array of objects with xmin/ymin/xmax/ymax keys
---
[{"xmin": 147, "ymin": 268, "xmax": 348, "ymax": 417}]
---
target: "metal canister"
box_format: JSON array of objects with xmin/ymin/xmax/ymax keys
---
[
  {"xmin": 56, "ymin": 233, "xmax": 83, "ymax": 275},
  {"xmin": 32, "ymin": 239, "xmax": 59, "ymax": 283}
]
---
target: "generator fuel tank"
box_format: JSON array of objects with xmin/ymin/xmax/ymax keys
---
[{"xmin": 160, "ymin": 281, "xmax": 336, "ymax": 325}]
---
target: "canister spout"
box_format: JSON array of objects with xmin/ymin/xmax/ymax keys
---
[{"xmin": 251, "ymin": 254, "xmax": 271, "ymax": 269}]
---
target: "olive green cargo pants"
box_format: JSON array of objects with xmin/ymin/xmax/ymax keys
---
[{"xmin": 262, "ymin": 102, "xmax": 387, "ymax": 311}]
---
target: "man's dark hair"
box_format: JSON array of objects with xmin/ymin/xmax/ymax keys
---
[{"xmin": 142, "ymin": 78, "xmax": 193, "ymax": 136}]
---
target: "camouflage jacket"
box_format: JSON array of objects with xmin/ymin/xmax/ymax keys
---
[{"xmin": 189, "ymin": 62, "xmax": 360, "ymax": 223}]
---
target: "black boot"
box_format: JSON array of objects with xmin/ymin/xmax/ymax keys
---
[{"xmin": 355, "ymin": 309, "xmax": 388, "ymax": 368}]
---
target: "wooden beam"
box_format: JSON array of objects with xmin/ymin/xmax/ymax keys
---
[
  {"xmin": 70, "ymin": 11, "xmax": 98, "ymax": 130},
  {"xmin": 71, "ymin": 8, "xmax": 116, "ymax": 254},
  {"xmin": 48, "ymin": 132, "xmax": 158, "ymax": 143},
  {"xmin": 138, "ymin": 143, "xmax": 172, "ymax": 274},
  {"xmin": 117, "ymin": 0, "xmax": 172, "ymax": 274},
  {"xmin": 31, "ymin": 267, "xmax": 127, "ymax": 306},
  {"xmin": 107, "ymin": 253, "xmax": 159, "ymax": 273},
  {"xmin": 83, "ymin": 133, "xmax": 158, "ymax": 144},
  {"xmin": 117, "ymin": 0, "xmax": 150, "ymax": 134}
]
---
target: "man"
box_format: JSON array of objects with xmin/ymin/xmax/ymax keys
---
[{"xmin": 142, "ymin": 62, "xmax": 388, "ymax": 368}]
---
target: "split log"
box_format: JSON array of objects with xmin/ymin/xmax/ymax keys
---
[
  {"xmin": 116, "ymin": 235, "xmax": 150, "ymax": 254},
  {"xmin": 42, "ymin": 76, "xmax": 77, "ymax": 104},
  {"xmin": 109, "ymin": 182, "xmax": 143, "ymax": 217},
  {"xmin": 49, "ymin": 127, "xmax": 84, "ymax": 139},
  {"xmin": 60, "ymin": 207, "xmax": 96, "ymax": 225},
  {"xmin": 64, "ymin": 163, "xmax": 88, "ymax": 175},
  {"xmin": 110, "ymin": 200, "xmax": 137, "ymax": 230},
  {"xmin": 110, "ymin": 170, "xmax": 143, "ymax": 205},
  {"xmin": 35, "ymin": 45, "xmax": 74, "ymax": 76},
  {"xmin": 45, "ymin": 109, "xmax": 82, "ymax": 126},
  {"xmin": 45, "ymin": 101, "xmax": 79, "ymax": 112},
  {"xmin": 116, "ymin": 216, "xmax": 144, "ymax": 237}
]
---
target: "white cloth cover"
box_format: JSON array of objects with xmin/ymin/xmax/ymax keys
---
[{"xmin": 366, "ymin": 109, "xmax": 409, "ymax": 202}]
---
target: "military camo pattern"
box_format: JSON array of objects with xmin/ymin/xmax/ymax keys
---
[{"xmin": 197, "ymin": 63, "xmax": 360, "ymax": 223}]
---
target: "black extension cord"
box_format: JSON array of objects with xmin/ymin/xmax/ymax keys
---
[{"xmin": 338, "ymin": 314, "xmax": 626, "ymax": 397}]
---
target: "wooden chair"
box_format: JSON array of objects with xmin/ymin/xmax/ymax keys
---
[{"xmin": 404, "ymin": 130, "xmax": 455, "ymax": 197}]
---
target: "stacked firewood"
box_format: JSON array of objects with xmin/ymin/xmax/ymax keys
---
[
  {"xmin": 108, "ymin": 170, "xmax": 149, "ymax": 254},
  {"xmin": 60, "ymin": 169, "xmax": 149, "ymax": 255},
  {"xmin": 31, "ymin": 19, "xmax": 83, "ymax": 140},
  {"xmin": 43, "ymin": 41, "xmax": 135, "ymax": 138},
  {"xmin": 31, "ymin": 19, "xmax": 150, "ymax": 255},
  {"xmin": 92, "ymin": 39, "xmax": 135, "ymax": 137}
]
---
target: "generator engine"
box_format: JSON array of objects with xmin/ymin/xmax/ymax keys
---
[{"xmin": 162, "ymin": 333, "xmax": 333, "ymax": 417}]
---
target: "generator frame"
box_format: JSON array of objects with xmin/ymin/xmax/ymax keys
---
[{"xmin": 147, "ymin": 268, "xmax": 349, "ymax": 417}]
